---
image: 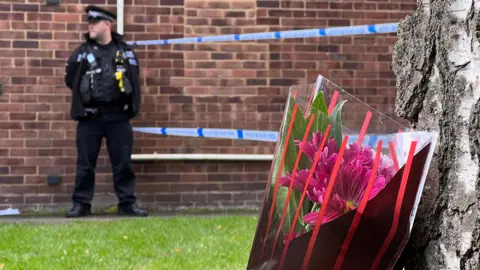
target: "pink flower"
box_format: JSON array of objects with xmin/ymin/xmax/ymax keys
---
[
  {"xmin": 315, "ymin": 148, "xmax": 340, "ymax": 178},
  {"xmin": 303, "ymin": 145, "xmax": 396, "ymax": 225},
  {"xmin": 343, "ymin": 142, "xmax": 374, "ymax": 167},
  {"xmin": 379, "ymin": 154, "xmax": 396, "ymax": 181},
  {"xmin": 278, "ymin": 131, "xmax": 398, "ymax": 227},
  {"xmin": 304, "ymin": 163, "xmax": 371, "ymax": 224},
  {"xmin": 295, "ymin": 132, "xmax": 337, "ymax": 162},
  {"xmin": 304, "ymin": 208, "xmax": 343, "ymax": 225},
  {"xmin": 279, "ymin": 169, "xmax": 316, "ymax": 194}
]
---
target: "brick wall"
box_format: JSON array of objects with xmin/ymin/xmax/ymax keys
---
[{"xmin": 0, "ymin": 0, "xmax": 416, "ymax": 213}]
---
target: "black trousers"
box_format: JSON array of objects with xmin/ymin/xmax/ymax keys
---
[{"xmin": 72, "ymin": 116, "xmax": 136, "ymax": 207}]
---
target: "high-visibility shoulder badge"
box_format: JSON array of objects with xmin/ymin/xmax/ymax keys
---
[
  {"xmin": 128, "ymin": 58, "xmax": 137, "ymax": 65},
  {"xmin": 86, "ymin": 53, "xmax": 96, "ymax": 64},
  {"xmin": 76, "ymin": 52, "xmax": 86, "ymax": 62},
  {"xmin": 125, "ymin": 51, "xmax": 134, "ymax": 58}
]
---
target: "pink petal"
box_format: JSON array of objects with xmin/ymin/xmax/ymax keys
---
[
  {"xmin": 329, "ymin": 194, "xmax": 347, "ymax": 212},
  {"xmin": 279, "ymin": 169, "xmax": 313, "ymax": 193},
  {"xmin": 307, "ymin": 186, "xmax": 325, "ymax": 204},
  {"xmin": 279, "ymin": 174, "xmax": 291, "ymax": 187},
  {"xmin": 303, "ymin": 209, "xmax": 344, "ymax": 225},
  {"xmin": 369, "ymin": 175, "xmax": 387, "ymax": 199},
  {"xmin": 304, "ymin": 211, "xmax": 319, "ymax": 225},
  {"xmin": 322, "ymin": 211, "xmax": 344, "ymax": 224}
]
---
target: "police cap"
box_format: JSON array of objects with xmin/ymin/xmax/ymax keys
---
[{"xmin": 85, "ymin": 5, "xmax": 116, "ymax": 23}]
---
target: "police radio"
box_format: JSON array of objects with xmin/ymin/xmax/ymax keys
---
[
  {"xmin": 114, "ymin": 50, "xmax": 132, "ymax": 96},
  {"xmin": 114, "ymin": 51, "xmax": 125, "ymax": 92}
]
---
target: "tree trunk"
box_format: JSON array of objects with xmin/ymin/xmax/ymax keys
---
[{"xmin": 392, "ymin": 0, "xmax": 480, "ymax": 269}]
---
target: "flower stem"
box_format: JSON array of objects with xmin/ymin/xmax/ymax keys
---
[
  {"xmin": 311, "ymin": 203, "xmax": 320, "ymax": 212},
  {"xmin": 304, "ymin": 203, "xmax": 320, "ymax": 232}
]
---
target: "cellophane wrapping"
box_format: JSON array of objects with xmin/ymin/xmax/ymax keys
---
[{"xmin": 247, "ymin": 75, "xmax": 438, "ymax": 270}]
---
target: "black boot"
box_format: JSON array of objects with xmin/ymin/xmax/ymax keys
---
[
  {"xmin": 66, "ymin": 203, "xmax": 91, "ymax": 218},
  {"xmin": 117, "ymin": 204, "xmax": 148, "ymax": 217}
]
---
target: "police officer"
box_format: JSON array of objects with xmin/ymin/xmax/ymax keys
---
[{"xmin": 64, "ymin": 5, "xmax": 147, "ymax": 217}]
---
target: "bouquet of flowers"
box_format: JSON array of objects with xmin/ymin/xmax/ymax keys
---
[{"xmin": 247, "ymin": 75, "xmax": 437, "ymax": 270}]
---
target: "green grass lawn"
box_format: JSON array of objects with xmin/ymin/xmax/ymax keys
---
[{"xmin": 0, "ymin": 215, "xmax": 258, "ymax": 270}]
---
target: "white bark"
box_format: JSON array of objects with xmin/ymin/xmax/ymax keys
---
[{"xmin": 392, "ymin": 0, "xmax": 480, "ymax": 269}]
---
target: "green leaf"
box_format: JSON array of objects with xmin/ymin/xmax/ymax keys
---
[
  {"xmin": 291, "ymin": 107, "xmax": 307, "ymax": 142},
  {"xmin": 308, "ymin": 108, "xmax": 330, "ymax": 136},
  {"xmin": 274, "ymin": 187, "xmax": 305, "ymax": 234},
  {"xmin": 309, "ymin": 91, "xmax": 328, "ymax": 116},
  {"xmin": 283, "ymin": 96, "xmax": 308, "ymax": 173},
  {"xmin": 329, "ymin": 100, "xmax": 347, "ymax": 149}
]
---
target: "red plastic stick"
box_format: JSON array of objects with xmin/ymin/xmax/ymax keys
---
[
  {"xmin": 258, "ymin": 90, "xmax": 298, "ymax": 208},
  {"xmin": 327, "ymin": 90, "xmax": 339, "ymax": 115},
  {"xmin": 388, "ymin": 141, "xmax": 400, "ymax": 171},
  {"xmin": 270, "ymin": 115, "xmax": 316, "ymax": 259},
  {"xmin": 357, "ymin": 111, "xmax": 372, "ymax": 146},
  {"xmin": 387, "ymin": 233, "xmax": 409, "ymax": 269},
  {"xmin": 301, "ymin": 135, "xmax": 350, "ymax": 270},
  {"xmin": 388, "ymin": 128, "xmax": 403, "ymax": 172},
  {"xmin": 278, "ymin": 125, "xmax": 332, "ymax": 269},
  {"xmin": 259, "ymin": 102, "xmax": 299, "ymax": 261},
  {"xmin": 370, "ymin": 141, "xmax": 417, "ymax": 270},
  {"xmin": 333, "ymin": 140, "xmax": 383, "ymax": 270}
]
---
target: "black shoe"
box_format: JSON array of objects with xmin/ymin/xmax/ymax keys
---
[
  {"xmin": 117, "ymin": 204, "xmax": 148, "ymax": 217},
  {"xmin": 66, "ymin": 203, "xmax": 91, "ymax": 218}
]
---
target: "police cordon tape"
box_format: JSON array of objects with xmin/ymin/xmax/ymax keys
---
[
  {"xmin": 130, "ymin": 22, "xmax": 399, "ymax": 150},
  {"xmin": 127, "ymin": 22, "xmax": 398, "ymax": 46},
  {"xmin": 133, "ymin": 127, "xmax": 393, "ymax": 149}
]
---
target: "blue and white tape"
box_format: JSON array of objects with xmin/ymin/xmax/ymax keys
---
[
  {"xmin": 127, "ymin": 22, "xmax": 398, "ymax": 46},
  {"xmin": 133, "ymin": 127, "xmax": 393, "ymax": 148},
  {"xmin": 133, "ymin": 127, "xmax": 278, "ymax": 142}
]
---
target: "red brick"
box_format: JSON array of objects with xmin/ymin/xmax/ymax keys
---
[
  {"xmin": 160, "ymin": 0, "xmax": 183, "ymax": 5},
  {"xmin": 198, "ymin": 9, "xmax": 223, "ymax": 18},
  {"xmin": 40, "ymin": 41, "xmax": 67, "ymax": 50},
  {"xmin": 0, "ymin": 12, "xmax": 24, "ymax": 21},
  {"xmin": 13, "ymin": 40, "xmax": 38, "ymax": 48},
  {"xmin": 10, "ymin": 113, "xmax": 36, "ymax": 121},
  {"xmin": 0, "ymin": 31, "xmax": 23, "ymax": 39},
  {"xmin": 11, "ymin": 166, "xmax": 37, "ymax": 175},
  {"xmin": 258, "ymin": 1, "xmax": 278, "ymax": 8},
  {"xmin": 11, "ymin": 22, "xmax": 38, "ymax": 30},
  {"xmin": 25, "ymin": 175, "xmax": 45, "ymax": 184},
  {"xmin": 53, "ymin": 32, "xmax": 80, "ymax": 40},
  {"xmin": 25, "ymin": 195, "xmax": 52, "ymax": 204},
  {"xmin": 40, "ymin": 22, "xmax": 67, "ymax": 31},
  {"xmin": 0, "ymin": 4, "xmax": 10, "ymax": 11},
  {"xmin": 0, "ymin": 22, "xmax": 9, "ymax": 30},
  {"xmin": 0, "ymin": 185, "xmax": 36, "ymax": 194},
  {"xmin": 0, "ymin": 0, "xmax": 414, "ymax": 210},
  {"xmin": 354, "ymin": 3, "xmax": 377, "ymax": 10},
  {"xmin": 12, "ymin": 4, "xmax": 39, "ymax": 12},
  {"xmin": 0, "ymin": 195, "xmax": 23, "ymax": 204},
  {"xmin": 0, "ymin": 158, "xmax": 24, "ymax": 166},
  {"xmin": 27, "ymin": 13, "xmax": 52, "ymax": 21},
  {"xmin": 23, "ymin": 122, "xmax": 50, "ymax": 130}
]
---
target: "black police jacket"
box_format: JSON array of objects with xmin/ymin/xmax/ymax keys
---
[{"xmin": 64, "ymin": 31, "xmax": 141, "ymax": 120}]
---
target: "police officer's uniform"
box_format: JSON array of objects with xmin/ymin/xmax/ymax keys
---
[{"xmin": 64, "ymin": 6, "xmax": 147, "ymax": 217}]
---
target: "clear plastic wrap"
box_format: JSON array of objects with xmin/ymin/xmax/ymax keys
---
[{"xmin": 247, "ymin": 75, "xmax": 438, "ymax": 270}]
